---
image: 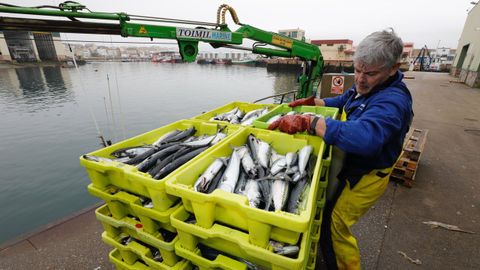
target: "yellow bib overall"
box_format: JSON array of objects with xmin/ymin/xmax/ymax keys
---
[{"xmin": 322, "ymin": 108, "xmax": 396, "ymax": 270}]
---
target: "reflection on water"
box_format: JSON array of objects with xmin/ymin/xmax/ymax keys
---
[
  {"xmin": 268, "ymin": 70, "xmax": 299, "ymax": 103},
  {"xmin": 0, "ymin": 62, "xmax": 298, "ymax": 244},
  {"xmin": 0, "ymin": 66, "xmax": 72, "ymax": 113}
]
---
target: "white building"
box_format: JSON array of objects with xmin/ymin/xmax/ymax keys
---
[
  {"xmin": 451, "ymin": 2, "xmax": 480, "ymax": 87},
  {"xmin": 278, "ymin": 28, "xmax": 306, "ymax": 41}
]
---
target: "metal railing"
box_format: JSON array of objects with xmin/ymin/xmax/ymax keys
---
[{"xmin": 252, "ymin": 90, "xmax": 297, "ymax": 104}]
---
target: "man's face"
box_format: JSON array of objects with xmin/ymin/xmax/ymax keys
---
[{"xmin": 354, "ymin": 62, "xmax": 398, "ymax": 95}]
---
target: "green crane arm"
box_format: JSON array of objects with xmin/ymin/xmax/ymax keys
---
[{"xmin": 0, "ymin": 2, "xmax": 323, "ymax": 98}]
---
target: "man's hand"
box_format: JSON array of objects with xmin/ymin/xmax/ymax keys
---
[
  {"xmin": 268, "ymin": 115, "xmax": 312, "ymax": 134},
  {"xmin": 288, "ymin": 95, "xmax": 316, "ymax": 107}
]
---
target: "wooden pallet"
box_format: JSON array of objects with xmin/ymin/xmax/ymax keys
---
[{"xmin": 391, "ymin": 128, "xmax": 428, "ymax": 187}]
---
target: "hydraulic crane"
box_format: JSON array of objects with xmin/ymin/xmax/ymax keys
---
[{"xmin": 0, "ymin": 1, "xmax": 324, "ymax": 99}]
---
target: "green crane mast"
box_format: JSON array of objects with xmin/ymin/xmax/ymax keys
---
[{"xmin": 0, "ymin": 2, "xmax": 324, "ymax": 99}]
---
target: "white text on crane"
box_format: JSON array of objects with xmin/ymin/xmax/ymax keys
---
[{"xmin": 176, "ymin": 28, "xmax": 232, "ymax": 42}]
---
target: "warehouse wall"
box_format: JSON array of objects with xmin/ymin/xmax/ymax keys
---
[{"xmin": 452, "ymin": 3, "xmax": 480, "ymax": 87}]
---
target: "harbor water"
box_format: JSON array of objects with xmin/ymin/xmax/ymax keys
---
[{"xmin": 0, "ymin": 62, "xmax": 298, "ymax": 244}]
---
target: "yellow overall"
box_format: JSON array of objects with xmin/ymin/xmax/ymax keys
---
[{"xmin": 322, "ymin": 109, "xmax": 396, "ymax": 270}]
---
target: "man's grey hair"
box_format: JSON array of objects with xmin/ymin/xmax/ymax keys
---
[{"xmin": 353, "ymin": 28, "xmax": 403, "ymax": 68}]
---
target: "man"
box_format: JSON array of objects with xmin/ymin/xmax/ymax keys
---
[{"xmin": 268, "ymin": 29, "xmax": 413, "ymax": 269}]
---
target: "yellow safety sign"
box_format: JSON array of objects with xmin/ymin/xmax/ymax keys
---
[
  {"xmin": 272, "ymin": 35, "xmax": 293, "ymax": 49},
  {"xmin": 139, "ymin": 26, "xmax": 148, "ymax": 34}
]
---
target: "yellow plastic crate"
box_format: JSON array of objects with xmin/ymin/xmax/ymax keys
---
[
  {"xmin": 166, "ymin": 127, "xmax": 327, "ymax": 247},
  {"xmin": 191, "ymin": 101, "xmax": 277, "ymax": 126},
  {"xmin": 89, "ymin": 184, "xmax": 180, "ymax": 234},
  {"xmin": 103, "ymin": 231, "xmax": 190, "ymax": 270},
  {"xmin": 80, "ymin": 119, "xmax": 241, "ymax": 211},
  {"xmin": 96, "ymin": 204, "xmax": 179, "ymax": 267},
  {"xmin": 109, "ymin": 248, "xmax": 192, "ymax": 270},
  {"xmin": 306, "ymin": 240, "xmax": 319, "ymax": 270},
  {"xmin": 174, "ymin": 241, "xmax": 249, "ymax": 270},
  {"xmin": 171, "ymin": 206, "xmax": 313, "ymax": 270},
  {"xmin": 252, "ymin": 104, "xmax": 339, "ymax": 129}
]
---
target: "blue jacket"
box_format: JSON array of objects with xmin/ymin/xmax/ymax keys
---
[{"xmin": 323, "ymin": 71, "xmax": 413, "ymax": 186}]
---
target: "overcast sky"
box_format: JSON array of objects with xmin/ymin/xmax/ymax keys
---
[{"xmin": 3, "ymin": 0, "xmax": 477, "ymax": 49}]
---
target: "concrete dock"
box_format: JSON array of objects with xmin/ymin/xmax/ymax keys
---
[{"xmin": 1, "ymin": 72, "xmax": 479, "ymax": 269}]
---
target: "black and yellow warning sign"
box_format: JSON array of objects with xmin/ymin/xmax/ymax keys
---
[
  {"xmin": 139, "ymin": 26, "xmax": 148, "ymax": 34},
  {"xmin": 272, "ymin": 35, "xmax": 293, "ymax": 49}
]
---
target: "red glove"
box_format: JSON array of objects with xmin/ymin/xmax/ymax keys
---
[
  {"xmin": 288, "ymin": 95, "xmax": 316, "ymax": 107},
  {"xmin": 268, "ymin": 115, "xmax": 312, "ymax": 134}
]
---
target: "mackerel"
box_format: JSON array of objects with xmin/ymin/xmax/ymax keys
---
[
  {"xmin": 257, "ymin": 179, "xmax": 272, "ymax": 211},
  {"xmin": 153, "ymin": 130, "xmax": 181, "ymax": 146},
  {"xmin": 136, "ymin": 144, "xmax": 183, "ymax": 172},
  {"xmin": 194, "ymin": 158, "xmax": 225, "ymax": 193},
  {"xmin": 206, "ymin": 164, "xmax": 227, "ymax": 194},
  {"xmin": 244, "ymin": 179, "xmax": 261, "ymax": 208},
  {"xmin": 257, "ymin": 139, "xmax": 271, "ymax": 169},
  {"xmin": 217, "ymin": 148, "xmax": 242, "ymax": 193},
  {"xmin": 270, "ymin": 157, "xmax": 287, "ymax": 176},
  {"xmin": 110, "ymin": 146, "xmax": 153, "ymax": 158},
  {"xmin": 298, "ymin": 145, "xmax": 313, "ymax": 174},
  {"xmin": 234, "ymin": 170, "xmax": 248, "ymax": 194},
  {"xmin": 285, "ymin": 152, "xmax": 298, "ymax": 169},
  {"xmin": 286, "ymin": 176, "xmax": 309, "ymax": 214},
  {"xmin": 162, "ymin": 127, "xmax": 196, "ymax": 144},
  {"xmin": 153, "ymin": 146, "xmax": 208, "ymax": 179},
  {"xmin": 247, "ymin": 134, "xmax": 260, "ymax": 162},
  {"xmin": 272, "ymin": 179, "xmax": 289, "ymax": 211},
  {"xmin": 148, "ymin": 155, "xmax": 174, "ymax": 176},
  {"xmin": 240, "ymin": 147, "xmax": 257, "ymax": 177}
]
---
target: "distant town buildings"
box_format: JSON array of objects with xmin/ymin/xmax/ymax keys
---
[
  {"xmin": 451, "ymin": 1, "xmax": 480, "ymax": 87},
  {"xmin": 279, "ymin": 28, "xmax": 306, "ymax": 41},
  {"xmin": 310, "ymin": 39, "xmax": 354, "ymax": 64}
]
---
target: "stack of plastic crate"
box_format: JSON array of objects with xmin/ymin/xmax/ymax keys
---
[{"xmin": 80, "ymin": 120, "xmax": 242, "ymax": 269}]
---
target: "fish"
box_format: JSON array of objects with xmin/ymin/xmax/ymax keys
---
[
  {"xmin": 217, "ymin": 148, "xmax": 242, "ymax": 193},
  {"xmin": 291, "ymin": 171, "xmax": 305, "ymax": 183},
  {"xmin": 152, "ymin": 129, "xmax": 181, "ymax": 146},
  {"xmin": 206, "ymin": 165, "xmax": 227, "ymax": 194},
  {"xmin": 298, "ymin": 145, "xmax": 313, "ymax": 174},
  {"xmin": 285, "ymin": 152, "xmax": 298, "ymax": 170},
  {"xmin": 270, "ymin": 157, "xmax": 287, "ymax": 176},
  {"xmin": 285, "ymin": 165, "xmax": 299, "ymax": 175},
  {"xmin": 257, "ymin": 139, "xmax": 271, "ymax": 169},
  {"xmin": 153, "ymin": 146, "xmax": 208, "ymax": 179},
  {"xmin": 136, "ymin": 144, "xmax": 183, "ymax": 172},
  {"xmin": 272, "ymin": 179, "xmax": 289, "ymax": 211},
  {"xmin": 244, "ymin": 179, "xmax": 261, "ymax": 208},
  {"xmin": 83, "ymin": 155, "xmax": 114, "ymax": 163},
  {"xmin": 210, "ymin": 132, "xmax": 227, "ymax": 145},
  {"xmin": 266, "ymin": 114, "xmax": 283, "ymax": 124},
  {"xmin": 286, "ymin": 176, "xmax": 309, "ymax": 214},
  {"xmin": 148, "ymin": 155, "xmax": 175, "ymax": 176},
  {"xmin": 234, "ymin": 169, "xmax": 248, "ymax": 194},
  {"xmin": 275, "ymin": 245, "xmax": 299, "ymax": 257},
  {"xmin": 257, "ymin": 179, "xmax": 272, "ymax": 211},
  {"xmin": 286, "ymin": 111, "xmax": 297, "ymax": 116},
  {"xmin": 247, "ymin": 134, "xmax": 260, "ymax": 162},
  {"xmin": 180, "ymin": 134, "xmax": 217, "ymax": 147},
  {"xmin": 110, "ymin": 146, "xmax": 153, "ymax": 158},
  {"xmin": 240, "ymin": 147, "xmax": 257, "ymax": 177},
  {"xmin": 151, "ymin": 248, "xmax": 163, "ymax": 262},
  {"xmin": 269, "ymin": 148, "xmax": 281, "ymax": 167},
  {"xmin": 161, "ymin": 127, "xmax": 196, "ymax": 144},
  {"xmin": 240, "ymin": 107, "xmax": 269, "ymax": 126},
  {"xmin": 194, "ymin": 158, "xmax": 225, "ymax": 193}
]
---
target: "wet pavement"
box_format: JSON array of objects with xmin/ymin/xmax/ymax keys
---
[{"xmin": 1, "ymin": 72, "xmax": 479, "ymax": 269}]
